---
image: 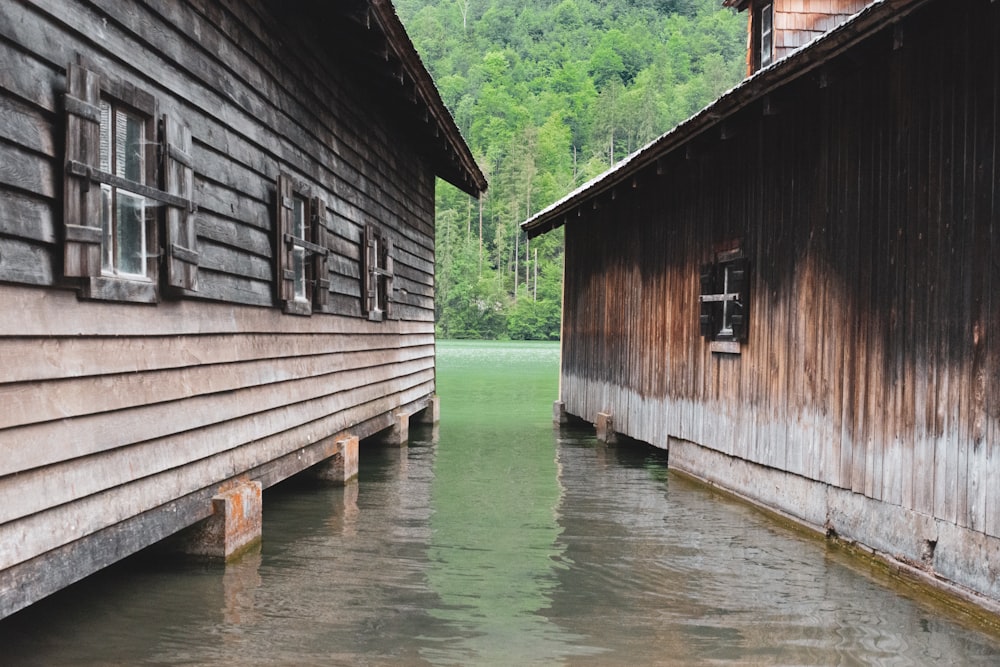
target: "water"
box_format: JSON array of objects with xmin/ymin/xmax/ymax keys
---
[{"xmin": 2, "ymin": 340, "xmax": 1000, "ymax": 665}]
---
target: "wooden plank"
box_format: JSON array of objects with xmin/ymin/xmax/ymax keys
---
[
  {"xmin": 966, "ymin": 7, "xmax": 993, "ymax": 533},
  {"xmin": 196, "ymin": 210, "xmax": 271, "ymax": 258},
  {"xmin": 0, "ymin": 39, "xmax": 59, "ymax": 113},
  {"xmin": 0, "ymin": 237, "xmax": 55, "ymax": 286},
  {"xmin": 0, "ymin": 91, "xmax": 56, "ymax": 156},
  {"xmin": 0, "ymin": 284, "xmax": 434, "ymax": 336},
  {"xmin": 0, "ymin": 380, "xmax": 435, "ymax": 571},
  {"xmin": 0, "ymin": 360, "xmax": 435, "ymax": 482},
  {"xmin": 0, "ymin": 331, "xmax": 434, "ymax": 383},
  {"xmin": 198, "ymin": 238, "xmax": 272, "ymax": 281},
  {"xmin": 986, "ymin": 1, "xmax": 1000, "ymax": 540},
  {"xmin": 0, "ymin": 189, "xmax": 57, "ymax": 244},
  {"xmin": 0, "ymin": 141, "xmax": 56, "ymax": 199},
  {"xmin": 0, "ymin": 343, "xmax": 434, "ymax": 430}
]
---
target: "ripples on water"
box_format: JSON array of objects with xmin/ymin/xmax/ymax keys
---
[{"xmin": 1, "ymin": 341, "xmax": 999, "ymax": 665}]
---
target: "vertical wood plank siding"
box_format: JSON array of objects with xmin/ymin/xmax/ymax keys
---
[
  {"xmin": 559, "ymin": 1, "xmax": 1000, "ymax": 596},
  {"xmin": 0, "ymin": 0, "xmax": 450, "ymax": 617}
]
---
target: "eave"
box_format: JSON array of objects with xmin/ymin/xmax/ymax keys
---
[
  {"xmin": 286, "ymin": 0, "xmax": 487, "ymax": 197},
  {"xmin": 521, "ymin": 0, "xmax": 925, "ymax": 239}
]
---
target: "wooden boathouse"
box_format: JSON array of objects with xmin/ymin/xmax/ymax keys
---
[
  {"xmin": 0, "ymin": 0, "xmax": 486, "ymax": 619},
  {"xmin": 524, "ymin": 0, "xmax": 1000, "ymax": 610}
]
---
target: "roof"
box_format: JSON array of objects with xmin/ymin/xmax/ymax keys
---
[
  {"xmin": 522, "ymin": 0, "xmax": 926, "ymax": 238},
  {"xmin": 290, "ymin": 0, "xmax": 487, "ymax": 197}
]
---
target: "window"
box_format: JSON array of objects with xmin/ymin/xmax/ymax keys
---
[
  {"xmin": 99, "ymin": 100, "xmax": 148, "ymax": 278},
  {"xmin": 362, "ymin": 223, "xmax": 393, "ymax": 321},
  {"xmin": 754, "ymin": 2, "xmax": 774, "ymax": 71},
  {"xmin": 699, "ymin": 250, "xmax": 749, "ymax": 353},
  {"xmin": 276, "ymin": 174, "xmax": 329, "ymax": 315},
  {"xmin": 63, "ymin": 61, "xmax": 199, "ymax": 301}
]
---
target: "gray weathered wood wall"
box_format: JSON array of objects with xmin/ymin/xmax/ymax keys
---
[{"xmin": 0, "ymin": 0, "xmax": 472, "ymax": 618}]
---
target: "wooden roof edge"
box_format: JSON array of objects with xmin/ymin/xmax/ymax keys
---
[
  {"xmin": 521, "ymin": 0, "xmax": 929, "ymax": 239},
  {"xmin": 368, "ymin": 0, "xmax": 488, "ymax": 197}
]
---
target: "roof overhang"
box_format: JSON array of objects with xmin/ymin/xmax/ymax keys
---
[
  {"xmin": 279, "ymin": 0, "xmax": 487, "ymax": 197},
  {"xmin": 522, "ymin": 0, "xmax": 927, "ymax": 238}
]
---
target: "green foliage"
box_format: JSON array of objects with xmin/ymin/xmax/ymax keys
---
[{"xmin": 395, "ymin": 0, "xmax": 746, "ymax": 339}]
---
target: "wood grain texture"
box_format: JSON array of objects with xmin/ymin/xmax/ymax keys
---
[
  {"xmin": 556, "ymin": 0, "xmax": 1000, "ymax": 570},
  {"xmin": 0, "ymin": 0, "xmax": 455, "ymax": 618}
]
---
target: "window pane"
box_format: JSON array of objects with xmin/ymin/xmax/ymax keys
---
[
  {"xmin": 100, "ymin": 101, "xmax": 112, "ymax": 174},
  {"xmin": 116, "ymin": 191, "xmax": 146, "ymax": 276},
  {"xmin": 101, "ymin": 184, "xmax": 113, "ymax": 272},
  {"xmin": 761, "ymin": 3, "xmax": 773, "ymax": 67},
  {"xmin": 292, "ymin": 197, "xmax": 306, "ymax": 239},
  {"xmin": 292, "ymin": 196, "xmax": 307, "ymax": 300},
  {"xmin": 293, "ymin": 247, "xmax": 306, "ymax": 301},
  {"xmin": 116, "ymin": 109, "xmax": 145, "ymax": 183}
]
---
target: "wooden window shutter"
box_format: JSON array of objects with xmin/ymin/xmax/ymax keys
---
[
  {"xmin": 363, "ymin": 223, "xmax": 377, "ymax": 317},
  {"xmin": 311, "ymin": 196, "xmax": 330, "ymax": 311},
  {"xmin": 699, "ymin": 262, "xmax": 716, "ymax": 338},
  {"xmin": 63, "ymin": 62, "xmax": 103, "ymax": 277},
  {"xmin": 383, "ymin": 237, "xmax": 394, "ymax": 319},
  {"xmin": 163, "ymin": 115, "xmax": 199, "ymax": 291},
  {"xmin": 729, "ymin": 257, "xmax": 749, "ymax": 342},
  {"xmin": 276, "ymin": 174, "xmax": 296, "ymax": 306}
]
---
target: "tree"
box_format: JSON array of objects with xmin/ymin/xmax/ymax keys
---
[{"xmin": 395, "ymin": 0, "xmax": 746, "ymax": 339}]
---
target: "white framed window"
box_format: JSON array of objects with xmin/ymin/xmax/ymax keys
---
[
  {"xmin": 759, "ymin": 2, "xmax": 773, "ymax": 68},
  {"xmin": 363, "ymin": 223, "xmax": 393, "ymax": 321},
  {"xmin": 291, "ymin": 194, "xmax": 308, "ymax": 302},
  {"xmin": 99, "ymin": 100, "xmax": 149, "ymax": 279},
  {"xmin": 276, "ymin": 174, "xmax": 329, "ymax": 316}
]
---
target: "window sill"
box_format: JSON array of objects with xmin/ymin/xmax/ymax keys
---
[
  {"xmin": 80, "ymin": 276, "xmax": 158, "ymax": 303},
  {"xmin": 283, "ymin": 299, "xmax": 313, "ymax": 317},
  {"xmin": 709, "ymin": 340, "xmax": 741, "ymax": 355}
]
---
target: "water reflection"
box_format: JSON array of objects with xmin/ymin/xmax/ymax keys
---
[
  {"xmin": 424, "ymin": 342, "xmax": 590, "ymax": 664},
  {"xmin": 0, "ymin": 341, "xmax": 998, "ymax": 665},
  {"xmin": 547, "ymin": 427, "xmax": 1000, "ymax": 665}
]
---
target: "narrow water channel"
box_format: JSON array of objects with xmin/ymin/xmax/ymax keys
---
[{"xmin": 2, "ymin": 340, "xmax": 999, "ymax": 665}]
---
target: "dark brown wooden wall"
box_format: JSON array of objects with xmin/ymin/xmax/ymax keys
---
[
  {"xmin": 561, "ymin": 0, "xmax": 1000, "ymax": 539},
  {"xmin": 0, "ymin": 0, "xmax": 441, "ymax": 618}
]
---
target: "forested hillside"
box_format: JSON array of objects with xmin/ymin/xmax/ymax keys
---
[{"xmin": 395, "ymin": 0, "xmax": 746, "ymax": 339}]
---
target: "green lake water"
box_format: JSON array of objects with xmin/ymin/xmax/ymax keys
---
[{"xmin": 2, "ymin": 340, "xmax": 1000, "ymax": 665}]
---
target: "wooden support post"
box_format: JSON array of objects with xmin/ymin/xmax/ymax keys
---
[
  {"xmin": 553, "ymin": 400, "xmax": 569, "ymax": 425},
  {"xmin": 387, "ymin": 410, "xmax": 410, "ymax": 447},
  {"xmin": 596, "ymin": 412, "xmax": 618, "ymax": 445},
  {"xmin": 414, "ymin": 396, "xmax": 440, "ymax": 425},
  {"xmin": 184, "ymin": 480, "xmax": 262, "ymax": 560},
  {"xmin": 314, "ymin": 436, "xmax": 359, "ymax": 485}
]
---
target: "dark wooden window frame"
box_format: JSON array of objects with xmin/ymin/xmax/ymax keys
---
[
  {"xmin": 275, "ymin": 174, "xmax": 329, "ymax": 316},
  {"xmin": 362, "ymin": 223, "xmax": 393, "ymax": 322},
  {"xmin": 63, "ymin": 61, "xmax": 199, "ymax": 303},
  {"xmin": 699, "ymin": 249, "xmax": 749, "ymax": 354}
]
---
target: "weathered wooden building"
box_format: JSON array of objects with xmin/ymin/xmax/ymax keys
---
[
  {"xmin": 524, "ymin": 0, "xmax": 1000, "ymax": 610},
  {"xmin": 0, "ymin": 0, "xmax": 485, "ymax": 619}
]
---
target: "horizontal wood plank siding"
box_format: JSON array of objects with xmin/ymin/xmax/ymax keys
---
[
  {"xmin": 0, "ymin": 0, "xmax": 452, "ymax": 617},
  {"xmin": 558, "ymin": 1, "xmax": 1000, "ymax": 599}
]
